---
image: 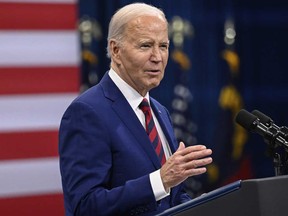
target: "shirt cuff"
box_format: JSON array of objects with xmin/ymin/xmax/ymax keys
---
[{"xmin": 149, "ymin": 169, "xmax": 170, "ymax": 201}]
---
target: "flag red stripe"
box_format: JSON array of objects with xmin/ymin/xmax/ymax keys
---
[
  {"xmin": 0, "ymin": 3, "xmax": 77, "ymax": 30},
  {"xmin": 0, "ymin": 193, "xmax": 64, "ymax": 216},
  {"xmin": 0, "ymin": 130, "xmax": 59, "ymax": 160},
  {"xmin": 0, "ymin": 67, "xmax": 79, "ymax": 94}
]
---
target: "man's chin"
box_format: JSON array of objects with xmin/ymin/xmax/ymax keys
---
[{"xmin": 147, "ymin": 81, "xmax": 161, "ymax": 91}]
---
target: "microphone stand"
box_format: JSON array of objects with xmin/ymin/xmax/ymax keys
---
[
  {"xmin": 264, "ymin": 128, "xmax": 288, "ymax": 176},
  {"xmin": 270, "ymin": 145, "xmax": 288, "ymax": 176},
  {"xmin": 273, "ymin": 153, "xmax": 283, "ymax": 176}
]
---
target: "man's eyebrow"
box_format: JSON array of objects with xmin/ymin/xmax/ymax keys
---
[{"xmin": 160, "ymin": 41, "xmax": 170, "ymax": 45}]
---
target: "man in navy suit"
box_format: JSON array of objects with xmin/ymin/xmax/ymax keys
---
[{"xmin": 59, "ymin": 3, "xmax": 213, "ymax": 215}]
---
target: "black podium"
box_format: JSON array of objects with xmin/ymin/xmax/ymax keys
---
[{"xmin": 158, "ymin": 175, "xmax": 288, "ymax": 216}]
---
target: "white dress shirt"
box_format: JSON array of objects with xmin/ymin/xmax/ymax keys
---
[{"xmin": 108, "ymin": 68, "xmax": 171, "ymax": 201}]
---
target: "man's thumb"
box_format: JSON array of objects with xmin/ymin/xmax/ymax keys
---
[{"xmin": 177, "ymin": 141, "xmax": 185, "ymax": 151}]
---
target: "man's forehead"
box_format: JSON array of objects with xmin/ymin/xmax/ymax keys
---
[{"xmin": 127, "ymin": 15, "xmax": 167, "ymax": 30}]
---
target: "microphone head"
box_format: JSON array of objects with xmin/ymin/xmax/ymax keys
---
[
  {"xmin": 235, "ymin": 109, "xmax": 259, "ymax": 131},
  {"xmin": 252, "ymin": 110, "xmax": 273, "ymax": 127}
]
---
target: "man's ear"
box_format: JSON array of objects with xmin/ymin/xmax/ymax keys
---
[{"xmin": 110, "ymin": 40, "xmax": 121, "ymax": 65}]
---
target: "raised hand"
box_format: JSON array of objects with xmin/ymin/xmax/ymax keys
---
[{"xmin": 160, "ymin": 142, "xmax": 213, "ymax": 191}]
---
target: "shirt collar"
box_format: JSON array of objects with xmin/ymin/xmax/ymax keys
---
[{"xmin": 108, "ymin": 68, "xmax": 150, "ymax": 111}]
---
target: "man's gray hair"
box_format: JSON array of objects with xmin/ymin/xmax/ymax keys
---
[{"xmin": 106, "ymin": 3, "xmax": 167, "ymax": 58}]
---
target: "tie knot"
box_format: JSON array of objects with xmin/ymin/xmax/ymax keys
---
[
  {"xmin": 139, "ymin": 98, "xmax": 152, "ymax": 116},
  {"xmin": 139, "ymin": 98, "xmax": 150, "ymax": 111}
]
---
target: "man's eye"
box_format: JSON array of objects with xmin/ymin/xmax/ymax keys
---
[
  {"xmin": 141, "ymin": 44, "xmax": 151, "ymax": 48},
  {"xmin": 160, "ymin": 45, "xmax": 168, "ymax": 49}
]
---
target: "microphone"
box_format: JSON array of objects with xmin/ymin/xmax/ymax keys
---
[
  {"xmin": 252, "ymin": 110, "xmax": 288, "ymax": 141},
  {"xmin": 251, "ymin": 110, "xmax": 276, "ymax": 128},
  {"xmin": 235, "ymin": 109, "xmax": 288, "ymax": 150}
]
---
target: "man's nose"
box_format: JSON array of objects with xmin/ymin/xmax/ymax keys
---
[{"xmin": 150, "ymin": 47, "xmax": 162, "ymax": 62}]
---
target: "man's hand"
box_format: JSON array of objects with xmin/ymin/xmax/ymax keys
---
[{"xmin": 160, "ymin": 142, "xmax": 212, "ymax": 191}]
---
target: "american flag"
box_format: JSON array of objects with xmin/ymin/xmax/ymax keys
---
[{"xmin": 0, "ymin": 0, "xmax": 79, "ymax": 215}]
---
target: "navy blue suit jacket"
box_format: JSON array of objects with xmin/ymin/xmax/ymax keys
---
[{"xmin": 59, "ymin": 73, "xmax": 191, "ymax": 215}]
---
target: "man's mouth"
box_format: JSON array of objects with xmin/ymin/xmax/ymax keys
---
[{"xmin": 146, "ymin": 69, "xmax": 161, "ymax": 73}]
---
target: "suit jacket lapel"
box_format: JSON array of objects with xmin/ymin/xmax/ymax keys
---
[
  {"xmin": 150, "ymin": 99, "xmax": 177, "ymax": 154},
  {"xmin": 100, "ymin": 73, "xmax": 161, "ymax": 169}
]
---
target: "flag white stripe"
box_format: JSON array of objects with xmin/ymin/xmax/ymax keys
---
[
  {"xmin": 0, "ymin": 31, "xmax": 79, "ymax": 67},
  {"xmin": 0, "ymin": 93, "xmax": 77, "ymax": 132},
  {"xmin": 0, "ymin": 0, "xmax": 76, "ymax": 4},
  {"xmin": 0, "ymin": 157, "xmax": 62, "ymax": 198}
]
